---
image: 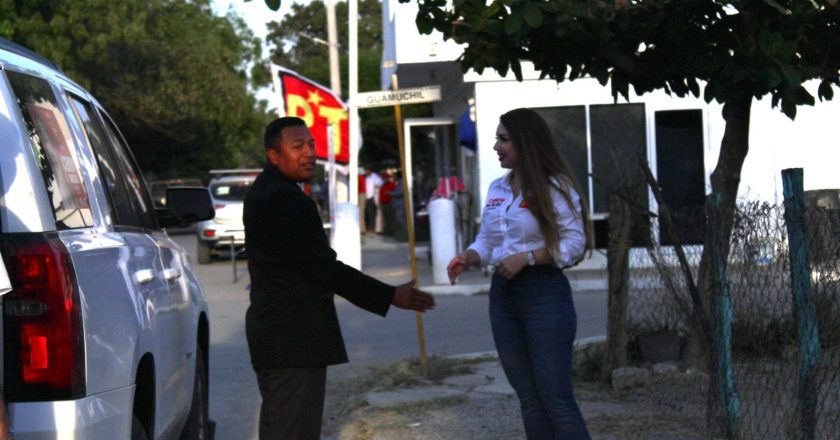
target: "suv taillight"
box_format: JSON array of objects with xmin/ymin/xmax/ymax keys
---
[{"xmin": 2, "ymin": 234, "xmax": 85, "ymax": 401}]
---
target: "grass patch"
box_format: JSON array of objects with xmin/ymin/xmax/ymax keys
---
[{"xmin": 363, "ymin": 355, "xmax": 496, "ymax": 390}]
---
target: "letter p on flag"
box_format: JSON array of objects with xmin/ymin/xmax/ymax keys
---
[{"xmin": 273, "ymin": 65, "xmax": 350, "ymax": 164}]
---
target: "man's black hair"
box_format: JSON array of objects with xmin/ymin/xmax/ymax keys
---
[{"xmin": 264, "ymin": 117, "xmax": 307, "ymax": 150}]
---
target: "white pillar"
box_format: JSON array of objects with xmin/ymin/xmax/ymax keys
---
[
  {"xmin": 333, "ymin": 202, "xmax": 362, "ymax": 269},
  {"xmin": 429, "ymin": 198, "xmax": 458, "ymax": 284},
  {"xmin": 343, "ymin": 0, "xmax": 362, "ymax": 268}
]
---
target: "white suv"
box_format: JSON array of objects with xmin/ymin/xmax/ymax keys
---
[
  {"xmin": 0, "ymin": 39, "xmax": 214, "ymax": 439},
  {"xmin": 195, "ymin": 171, "xmax": 258, "ymax": 264}
]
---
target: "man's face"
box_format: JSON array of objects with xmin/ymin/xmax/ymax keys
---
[{"xmin": 267, "ymin": 125, "xmax": 317, "ymax": 182}]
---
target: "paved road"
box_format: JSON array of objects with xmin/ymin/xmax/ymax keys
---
[{"xmin": 170, "ymin": 233, "xmax": 607, "ymax": 440}]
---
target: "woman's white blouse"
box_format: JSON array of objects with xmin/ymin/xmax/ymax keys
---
[{"xmin": 467, "ymin": 174, "xmax": 586, "ymax": 269}]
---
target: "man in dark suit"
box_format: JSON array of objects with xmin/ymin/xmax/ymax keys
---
[{"xmin": 244, "ymin": 117, "xmax": 436, "ymax": 440}]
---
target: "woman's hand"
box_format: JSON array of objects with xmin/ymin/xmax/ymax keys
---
[
  {"xmin": 496, "ymin": 252, "xmax": 529, "ymax": 280},
  {"xmin": 447, "ymin": 250, "xmax": 479, "ymax": 285}
]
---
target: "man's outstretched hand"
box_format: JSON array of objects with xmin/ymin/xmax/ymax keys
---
[{"xmin": 393, "ymin": 281, "xmax": 436, "ymax": 312}]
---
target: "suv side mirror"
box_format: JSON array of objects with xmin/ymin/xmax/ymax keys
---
[{"xmin": 157, "ymin": 187, "xmax": 215, "ymax": 227}]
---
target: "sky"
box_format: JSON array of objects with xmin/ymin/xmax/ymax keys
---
[
  {"xmin": 211, "ymin": 0, "xmax": 297, "ymax": 102},
  {"xmin": 212, "ymin": 0, "xmax": 293, "ymax": 44}
]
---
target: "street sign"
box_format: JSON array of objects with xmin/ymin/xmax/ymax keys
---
[{"xmin": 351, "ymin": 86, "xmax": 441, "ymax": 109}]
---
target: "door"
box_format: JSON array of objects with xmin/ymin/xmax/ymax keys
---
[
  {"xmin": 96, "ymin": 110, "xmax": 192, "ymax": 435},
  {"xmin": 403, "ymin": 118, "xmax": 475, "ymax": 249}
]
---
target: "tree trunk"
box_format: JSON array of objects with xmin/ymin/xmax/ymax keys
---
[
  {"xmin": 603, "ymin": 193, "xmax": 633, "ymax": 381},
  {"xmin": 698, "ymin": 92, "xmax": 753, "ymax": 438}
]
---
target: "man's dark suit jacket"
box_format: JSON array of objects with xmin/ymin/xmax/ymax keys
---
[{"xmin": 244, "ymin": 165, "xmax": 395, "ymax": 369}]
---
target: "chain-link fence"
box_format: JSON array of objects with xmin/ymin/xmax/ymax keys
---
[{"xmin": 622, "ymin": 200, "xmax": 840, "ymax": 439}]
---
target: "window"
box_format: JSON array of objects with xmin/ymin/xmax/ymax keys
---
[
  {"xmin": 535, "ymin": 104, "xmax": 650, "ymax": 247},
  {"xmin": 97, "ymin": 113, "xmax": 157, "ymax": 230},
  {"xmin": 533, "ymin": 106, "xmax": 589, "ymax": 204},
  {"xmin": 534, "ymin": 104, "xmax": 706, "ymax": 247},
  {"xmin": 210, "ymin": 180, "xmax": 253, "ymax": 202},
  {"xmin": 7, "ymin": 71, "xmax": 93, "ymax": 229},
  {"xmin": 67, "ymin": 94, "xmax": 147, "ymax": 228},
  {"xmin": 589, "ymin": 104, "xmax": 648, "ymax": 214},
  {"xmin": 655, "ymin": 110, "xmax": 705, "ymax": 245}
]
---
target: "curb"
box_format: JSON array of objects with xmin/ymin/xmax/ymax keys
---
[{"xmin": 417, "ymin": 280, "xmax": 608, "ymax": 296}]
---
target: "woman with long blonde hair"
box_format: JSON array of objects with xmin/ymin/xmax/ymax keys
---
[{"xmin": 448, "ymin": 108, "xmax": 592, "ymax": 439}]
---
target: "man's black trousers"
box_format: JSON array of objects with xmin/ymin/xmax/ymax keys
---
[{"xmin": 256, "ymin": 367, "xmax": 327, "ymax": 440}]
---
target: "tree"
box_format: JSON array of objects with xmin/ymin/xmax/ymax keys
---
[
  {"xmin": 404, "ymin": 0, "xmax": 840, "ymax": 434},
  {"xmin": 265, "ymin": 0, "xmax": 431, "ymax": 169},
  {"xmin": 3, "ymin": 0, "xmax": 271, "ymax": 178}
]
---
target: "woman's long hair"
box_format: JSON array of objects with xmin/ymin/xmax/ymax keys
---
[{"xmin": 500, "ymin": 108, "xmax": 593, "ymax": 260}]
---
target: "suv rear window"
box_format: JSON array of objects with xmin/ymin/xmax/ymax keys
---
[
  {"xmin": 210, "ymin": 180, "xmax": 253, "ymax": 201},
  {"xmin": 7, "ymin": 71, "xmax": 93, "ymax": 229}
]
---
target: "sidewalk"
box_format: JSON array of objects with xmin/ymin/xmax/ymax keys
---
[{"xmin": 360, "ymin": 233, "xmax": 609, "ymax": 295}]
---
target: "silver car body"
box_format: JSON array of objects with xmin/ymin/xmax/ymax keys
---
[{"xmin": 0, "ymin": 42, "xmax": 208, "ymax": 438}]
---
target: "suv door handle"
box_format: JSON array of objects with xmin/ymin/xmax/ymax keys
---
[
  {"xmin": 162, "ymin": 268, "xmax": 181, "ymax": 281},
  {"xmin": 133, "ymin": 269, "xmax": 155, "ymax": 285}
]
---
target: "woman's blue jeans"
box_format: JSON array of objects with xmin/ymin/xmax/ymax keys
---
[{"xmin": 489, "ymin": 266, "xmax": 591, "ymax": 440}]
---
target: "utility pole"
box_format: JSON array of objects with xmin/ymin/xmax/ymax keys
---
[
  {"xmin": 348, "ymin": 0, "xmax": 359, "ymax": 204},
  {"xmin": 326, "ymin": 0, "xmax": 341, "ymax": 96},
  {"xmin": 327, "ymin": 0, "xmax": 362, "ymax": 269}
]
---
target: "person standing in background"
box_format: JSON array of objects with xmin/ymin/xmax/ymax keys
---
[
  {"xmin": 358, "ymin": 168, "xmax": 367, "ymax": 234},
  {"xmin": 365, "ymin": 168, "xmax": 383, "ymax": 234},
  {"xmin": 447, "ymin": 108, "xmax": 592, "ymax": 439},
  {"xmin": 378, "ymin": 172, "xmax": 397, "ymax": 236}
]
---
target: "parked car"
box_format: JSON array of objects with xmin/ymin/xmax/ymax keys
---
[
  {"xmin": 195, "ymin": 170, "xmax": 259, "ymax": 264},
  {"xmin": 0, "ymin": 39, "xmax": 215, "ymax": 439},
  {"xmin": 150, "ymin": 178, "xmax": 204, "ymax": 208}
]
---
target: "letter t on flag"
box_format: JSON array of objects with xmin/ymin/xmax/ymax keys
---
[{"xmin": 271, "ymin": 65, "xmax": 350, "ymax": 164}]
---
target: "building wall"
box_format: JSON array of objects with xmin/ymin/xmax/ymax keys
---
[{"xmin": 469, "ymin": 74, "xmax": 840, "ymax": 211}]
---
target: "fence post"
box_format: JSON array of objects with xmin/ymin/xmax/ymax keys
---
[
  {"xmin": 603, "ymin": 193, "xmax": 633, "ymax": 380},
  {"xmin": 709, "ymin": 192, "xmax": 741, "ymax": 438},
  {"xmin": 781, "ymin": 168, "xmax": 821, "ymax": 440}
]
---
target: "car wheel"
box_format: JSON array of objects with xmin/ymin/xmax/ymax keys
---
[
  {"xmin": 197, "ymin": 242, "xmax": 212, "ymax": 265},
  {"xmin": 132, "ymin": 415, "xmax": 149, "ymax": 440},
  {"xmin": 179, "ymin": 345, "xmax": 209, "ymax": 440}
]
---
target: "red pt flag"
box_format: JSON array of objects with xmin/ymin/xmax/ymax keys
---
[{"xmin": 273, "ymin": 65, "xmax": 349, "ymax": 164}]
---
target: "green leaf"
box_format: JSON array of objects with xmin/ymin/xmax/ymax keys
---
[
  {"xmin": 818, "ymin": 80, "xmax": 835, "ymax": 101},
  {"xmin": 766, "ymin": 68, "xmax": 782, "ymax": 88},
  {"xmin": 570, "ymin": 2, "xmax": 593, "ymax": 17},
  {"xmin": 505, "ymin": 13, "xmax": 523, "ymax": 35},
  {"xmin": 522, "ymin": 2, "xmax": 543, "ymax": 28},
  {"xmin": 703, "ymin": 82, "xmax": 716, "ymax": 103},
  {"xmin": 781, "ymin": 97, "xmax": 797, "ymax": 119},
  {"xmin": 688, "ymin": 77, "xmax": 700, "ymax": 97},
  {"xmin": 483, "ymin": 1, "xmax": 502, "ymax": 17},
  {"xmin": 417, "ymin": 14, "xmax": 434, "ymax": 34},
  {"xmin": 761, "ymin": 0, "xmax": 791, "ymax": 15},
  {"xmin": 263, "ymin": 0, "xmax": 281, "ymax": 12},
  {"xmin": 794, "ymin": 86, "xmax": 815, "ymax": 106},
  {"xmin": 777, "ymin": 63, "xmax": 801, "ymax": 86},
  {"xmin": 511, "ymin": 58, "xmax": 523, "ymax": 81}
]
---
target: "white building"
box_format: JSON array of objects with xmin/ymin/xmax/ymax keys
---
[{"xmin": 382, "ymin": 0, "xmax": 840, "ymax": 250}]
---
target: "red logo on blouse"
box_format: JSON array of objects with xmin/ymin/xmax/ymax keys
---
[
  {"xmin": 486, "ymin": 198, "xmax": 505, "ymax": 208},
  {"xmin": 519, "ymin": 199, "xmax": 529, "ymax": 208}
]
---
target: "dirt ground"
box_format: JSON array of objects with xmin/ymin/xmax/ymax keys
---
[{"xmin": 321, "ymin": 357, "xmax": 707, "ymax": 440}]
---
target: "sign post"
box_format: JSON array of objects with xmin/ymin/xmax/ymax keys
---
[
  {"xmin": 351, "ymin": 86, "xmax": 442, "ymax": 109},
  {"xmin": 353, "ymin": 80, "xmax": 441, "ymax": 376}
]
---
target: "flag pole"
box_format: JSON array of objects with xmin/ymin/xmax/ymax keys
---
[{"xmin": 391, "ymin": 74, "xmax": 428, "ymax": 376}]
